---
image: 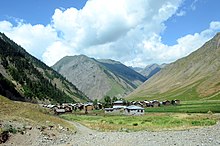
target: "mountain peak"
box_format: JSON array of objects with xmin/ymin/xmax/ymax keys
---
[
  {"xmin": 53, "ymin": 55, "xmax": 146, "ymax": 100},
  {"xmin": 97, "ymin": 59, "xmax": 121, "ymax": 64}
]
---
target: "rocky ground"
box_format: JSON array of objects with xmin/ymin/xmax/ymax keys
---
[{"xmin": 2, "ymin": 120, "xmax": 220, "ymax": 146}]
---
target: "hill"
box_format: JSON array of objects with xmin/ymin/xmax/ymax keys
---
[
  {"xmin": 52, "ymin": 55, "xmax": 147, "ymax": 100},
  {"xmin": 0, "ymin": 32, "xmax": 89, "ymax": 103},
  {"xmin": 127, "ymin": 32, "xmax": 220, "ymax": 101}
]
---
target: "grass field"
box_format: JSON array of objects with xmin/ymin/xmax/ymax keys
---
[
  {"xmin": 60, "ymin": 100, "xmax": 220, "ymax": 132},
  {"xmin": 146, "ymin": 100, "xmax": 220, "ymax": 113},
  {"xmin": 61, "ymin": 113, "xmax": 219, "ymax": 132}
]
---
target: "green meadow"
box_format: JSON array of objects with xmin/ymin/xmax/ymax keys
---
[
  {"xmin": 60, "ymin": 100, "xmax": 220, "ymax": 131},
  {"xmin": 61, "ymin": 113, "xmax": 218, "ymax": 132},
  {"xmin": 146, "ymin": 100, "xmax": 220, "ymax": 113}
]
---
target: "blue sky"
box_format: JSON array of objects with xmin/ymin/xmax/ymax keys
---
[
  {"xmin": 162, "ymin": 0, "xmax": 220, "ymax": 45},
  {"xmin": 0, "ymin": 0, "xmax": 220, "ymax": 67}
]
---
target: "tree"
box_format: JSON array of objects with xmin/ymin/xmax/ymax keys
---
[
  {"xmin": 112, "ymin": 96, "xmax": 118, "ymax": 103},
  {"xmin": 93, "ymin": 99, "xmax": 98, "ymax": 109},
  {"xmin": 104, "ymin": 96, "xmax": 112, "ymax": 108}
]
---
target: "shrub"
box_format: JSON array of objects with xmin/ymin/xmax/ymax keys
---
[{"xmin": 133, "ymin": 123, "xmax": 138, "ymax": 126}]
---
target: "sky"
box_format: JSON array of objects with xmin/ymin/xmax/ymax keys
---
[{"xmin": 0, "ymin": 0, "xmax": 220, "ymax": 67}]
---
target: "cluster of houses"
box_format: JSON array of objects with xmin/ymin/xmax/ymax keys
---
[
  {"xmin": 41, "ymin": 99, "xmax": 180, "ymax": 115},
  {"xmin": 42, "ymin": 102, "xmax": 102, "ymax": 115},
  {"xmin": 105, "ymin": 100, "xmax": 145, "ymax": 116},
  {"xmin": 105, "ymin": 99, "xmax": 180, "ymax": 115},
  {"xmin": 129, "ymin": 99, "xmax": 180, "ymax": 108}
]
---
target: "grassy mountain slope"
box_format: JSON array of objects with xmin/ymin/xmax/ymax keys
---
[
  {"xmin": 52, "ymin": 55, "xmax": 147, "ymax": 100},
  {"xmin": 127, "ymin": 32, "xmax": 220, "ymax": 101},
  {"xmin": 0, "ymin": 32, "xmax": 89, "ymax": 103}
]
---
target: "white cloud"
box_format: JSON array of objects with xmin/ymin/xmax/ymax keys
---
[
  {"xmin": 191, "ymin": 0, "xmax": 198, "ymax": 11},
  {"xmin": 42, "ymin": 41, "xmax": 75, "ymax": 66},
  {"xmin": 176, "ymin": 10, "xmax": 186, "ymax": 16},
  {"xmin": 129, "ymin": 21, "xmax": 220, "ymax": 67},
  {"xmin": 0, "ymin": 0, "xmax": 219, "ymax": 68},
  {"xmin": 0, "ymin": 21, "xmax": 57, "ymax": 59}
]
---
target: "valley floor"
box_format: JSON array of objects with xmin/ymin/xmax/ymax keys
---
[{"xmin": 2, "ymin": 118, "xmax": 220, "ymax": 146}]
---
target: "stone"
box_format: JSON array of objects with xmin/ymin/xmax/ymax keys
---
[{"xmin": 24, "ymin": 125, "xmax": 32, "ymax": 130}]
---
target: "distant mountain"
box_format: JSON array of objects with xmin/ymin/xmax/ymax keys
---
[
  {"xmin": 127, "ymin": 32, "xmax": 220, "ymax": 101},
  {"xmin": 129, "ymin": 66, "xmax": 143, "ymax": 73},
  {"xmin": 140, "ymin": 64, "xmax": 162, "ymax": 79},
  {"xmin": 0, "ymin": 32, "xmax": 88, "ymax": 103},
  {"xmin": 52, "ymin": 55, "xmax": 147, "ymax": 100},
  {"xmin": 130, "ymin": 63, "xmax": 165, "ymax": 79}
]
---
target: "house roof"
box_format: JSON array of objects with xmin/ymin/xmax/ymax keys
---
[
  {"xmin": 126, "ymin": 105, "xmax": 144, "ymax": 110},
  {"xmin": 113, "ymin": 100, "xmax": 124, "ymax": 104},
  {"xmin": 84, "ymin": 102, "xmax": 93, "ymax": 106},
  {"xmin": 104, "ymin": 108, "xmax": 114, "ymax": 110},
  {"xmin": 113, "ymin": 105, "xmax": 127, "ymax": 109}
]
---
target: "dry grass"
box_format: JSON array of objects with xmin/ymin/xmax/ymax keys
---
[{"xmin": 0, "ymin": 96, "xmax": 75, "ymax": 130}]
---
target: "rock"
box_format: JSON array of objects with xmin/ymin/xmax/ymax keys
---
[
  {"xmin": 0, "ymin": 131, "xmax": 9, "ymax": 144},
  {"xmin": 58, "ymin": 124, "xmax": 64, "ymax": 130},
  {"xmin": 24, "ymin": 125, "xmax": 32, "ymax": 130}
]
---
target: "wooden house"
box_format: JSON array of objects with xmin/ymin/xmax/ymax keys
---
[
  {"xmin": 152, "ymin": 100, "xmax": 160, "ymax": 107},
  {"xmin": 162, "ymin": 100, "xmax": 171, "ymax": 106},
  {"xmin": 54, "ymin": 108, "xmax": 65, "ymax": 115},
  {"xmin": 132, "ymin": 101, "xmax": 144, "ymax": 107},
  {"xmin": 84, "ymin": 103, "xmax": 94, "ymax": 111},
  {"xmin": 174, "ymin": 99, "xmax": 180, "ymax": 105}
]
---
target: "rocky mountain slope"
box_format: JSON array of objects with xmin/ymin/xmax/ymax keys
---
[
  {"xmin": 52, "ymin": 55, "xmax": 147, "ymax": 100},
  {"xmin": 0, "ymin": 32, "xmax": 88, "ymax": 103},
  {"xmin": 139, "ymin": 64, "xmax": 162, "ymax": 79},
  {"xmin": 127, "ymin": 32, "xmax": 220, "ymax": 101},
  {"xmin": 130, "ymin": 64, "xmax": 165, "ymax": 79},
  {"xmin": 129, "ymin": 66, "xmax": 143, "ymax": 73}
]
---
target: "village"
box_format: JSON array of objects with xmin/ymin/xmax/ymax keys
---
[{"xmin": 42, "ymin": 99, "xmax": 181, "ymax": 116}]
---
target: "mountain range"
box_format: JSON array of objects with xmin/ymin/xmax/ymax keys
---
[
  {"xmin": 131, "ymin": 64, "xmax": 165, "ymax": 79},
  {"xmin": 127, "ymin": 32, "xmax": 220, "ymax": 101},
  {"xmin": 0, "ymin": 32, "xmax": 89, "ymax": 103},
  {"xmin": 52, "ymin": 55, "xmax": 147, "ymax": 100}
]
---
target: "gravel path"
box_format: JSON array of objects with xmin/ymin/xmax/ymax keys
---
[
  {"xmin": 3, "ymin": 121, "xmax": 220, "ymax": 146},
  {"xmin": 61, "ymin": 121, "xmax": 220, "ymax": 146}
]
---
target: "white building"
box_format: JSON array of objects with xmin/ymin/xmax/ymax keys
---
[
  {"xmin": 112, "ymin": 100, "xmax": 127, "ymax": 110},
  {"xmin": 125, "ymin": 105, "xmax": 144, "ymax": 115}
]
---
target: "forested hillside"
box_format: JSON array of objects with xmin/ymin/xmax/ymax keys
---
[{"xmin": 0, "ymin": 32, "xmax": 89, "ymax": 103}]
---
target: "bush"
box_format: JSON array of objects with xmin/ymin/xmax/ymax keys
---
[{"xmin": 133, "ymin": 123, "xmax": 138, "ymax": 126}]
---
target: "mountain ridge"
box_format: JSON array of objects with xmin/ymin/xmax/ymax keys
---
[{"xmin": 52, "ymin": 55, "xmax": 147, "ymax": 100}]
